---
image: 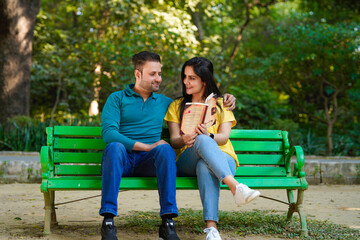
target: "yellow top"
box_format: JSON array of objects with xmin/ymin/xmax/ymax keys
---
[{"xmin": 164, "ymin": 97, "xmax": 239, "ymax": 167}]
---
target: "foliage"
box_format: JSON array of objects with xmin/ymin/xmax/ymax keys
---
[
  {"xmin": 0, "ymin": 116, "xmax": 47, "ymax": 151},
  {"xmin": 298, "ymin": 0, "xmax": 360, "ymax": 23},
  {"xmin": 31, "ymin": 0, "xmax": 200, "ymax": 121},
  {"xmin": 227, "ymin": 2, "xmax": 360, "ymax": 155},
  {"xmin": 117, "ymin": 208, "xmax": 360, "ymax": 239},
  {"xmin": 27, "ymin": 0, "xmax": 360, "ymax": 155},
  {"xmin": 229, "ymin": 83, "xmax": 286, "ymax": 129},
  {"xmin": 0, "ymin": 116, "xmax": 101, "ymax": 152},
  {"xmin": 262, "ymin": 20, "xmax": 359, "ymax": 154}
]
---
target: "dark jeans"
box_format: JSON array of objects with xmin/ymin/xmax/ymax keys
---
[{"xmin": 99, "ymin": 142, "xmax": 178, "ymax": 217}]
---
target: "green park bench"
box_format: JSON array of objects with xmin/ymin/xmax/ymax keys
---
[{"xmin": 40, "ymin": 126, "xmax": 308, "ymax": 236}]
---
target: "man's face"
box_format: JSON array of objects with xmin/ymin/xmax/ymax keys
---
[{"xmin": 135, "ymin": 61, "xmax": 162, "ymax": 93}]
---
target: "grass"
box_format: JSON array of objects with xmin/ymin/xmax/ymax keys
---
[{"xmin": 116, "ymin": 208, "xmax": 360, "ymax": 239}]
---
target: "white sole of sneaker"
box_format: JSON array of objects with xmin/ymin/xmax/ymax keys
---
[{"xmin": 245, "ymin": 190, "xmax": 261, "ymax": 204}]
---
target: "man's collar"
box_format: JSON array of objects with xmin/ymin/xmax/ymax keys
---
[
  {"xmin": 124, "ymin": 84, "xmax": 158, "ymax": 99},
  {"xmin": 124, "ymin": 84, "xmax": 137, "ymax": 96}
]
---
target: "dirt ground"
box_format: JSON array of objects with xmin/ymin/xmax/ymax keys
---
[{"xmin": 0, "ymin": 184, "xmax": 359, "ymax": 240}]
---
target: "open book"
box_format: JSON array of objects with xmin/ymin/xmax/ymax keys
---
[{"xmin": 180, "ymin": 93, "xmax": 217, "ymax": 135}]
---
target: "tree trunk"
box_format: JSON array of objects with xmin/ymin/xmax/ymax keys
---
[
  {"xmin": 326, "ymin": 122, "xmax": 334, "ymax": 155},
  {"xmin": 321, "ymin": 81, "xmax": 340, "ymax": 155},
  {"xmin": 190, "ymin": 6, "xmax": 204, "ymax": 41},
  {"xmin": 222, "ymin": 0, "xmax": 280, "ymax": 70},
  {"xmin": 0, "ymin": 0, "xmax": 41, "ymax": 124}
]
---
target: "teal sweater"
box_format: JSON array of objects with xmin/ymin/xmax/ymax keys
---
[{"xmin": 101, "ymin": 84, "xmax": 173, "ymax": 152}]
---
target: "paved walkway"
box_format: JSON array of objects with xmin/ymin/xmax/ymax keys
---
[{"xmin": 0, "ymin": 183, "xmax": 359, "ymax": 239}]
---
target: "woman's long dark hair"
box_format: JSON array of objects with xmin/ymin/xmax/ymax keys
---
[{"xmin": 179, "ymin": 57, "xmax": 222, "ymax": 122}]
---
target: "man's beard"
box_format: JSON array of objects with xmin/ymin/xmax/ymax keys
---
[{"xmin": 140, "ymin": 76, "xmax": 160, "ymax": 92}]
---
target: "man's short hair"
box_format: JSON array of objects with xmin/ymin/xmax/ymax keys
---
[{"xmin": 132, "ymin": 51, "xmax": 161, "ymax": 71}]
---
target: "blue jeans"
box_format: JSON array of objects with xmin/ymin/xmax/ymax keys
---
[
  {"xmin": 99, "ymin": 142, "xmax": 178, "ymax": 217},
  {"xmin": 176, "ymin": 135, "xmax": 236, "ymax": 222}
]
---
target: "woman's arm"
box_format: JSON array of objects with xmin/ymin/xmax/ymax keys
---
[
  {"xmin": 167, "ymin": 121, "xmax": 198, "ymax": 148},
  {"xmin": 195, "ymin": 122, "xmax": 232, "ymax": 145}
]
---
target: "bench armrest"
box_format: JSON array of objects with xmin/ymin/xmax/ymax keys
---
[
  {"xmin": 285, "ymin": 146, "xmax": 306, "ymax": 178},
  {"xmin": 40, "ymin": 146, "xmax": 51, "ymax": 192}
]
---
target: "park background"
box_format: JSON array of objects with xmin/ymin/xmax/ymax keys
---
[
  {"xmin": 0, "ymin": 0, "xmax": 359, "ymax": 157},
  {"xmin": 1, "ymin": 1, "xmax": 360, "ymax": 239}
]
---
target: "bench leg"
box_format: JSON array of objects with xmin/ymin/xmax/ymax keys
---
[
  {"xmin": 43, "ymin": 191, "xmax": 58, "ymax": 234},
  {"xmin": 50, "ymin": 191, "xmax": 58, "ymax": 226},
  {"xmin": 286, "ymin": 189, "xmax": 308, "ymax": 237},
  {"xmin": 296, "ymin": 190, "xmax": 308, "ymax": 237},
  {"xmin": 286, "ymin": 189, "xmax": 296, "ymax": 220}
]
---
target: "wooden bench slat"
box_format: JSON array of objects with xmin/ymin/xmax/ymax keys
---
[
  {"xmin": 46, "ymin": 176, "xmax": 306, "ymax": 190},
  {"xmin": 54, "ymin": 165, "xmax": 287, "ymax": 177},
  {"xmin": 54, "ymin": 152, "xmax": 102, "ymax": 163},
  {"xmin": 47, "ymin": 177, "xmax": 102, "ymax": 189},
  {"xmin": 235, "ymin": 167, "xmax": 287, "ymax": 176},
  {"xmin": 54, "ymin": 126, "xmax": 102, "ymax": 137},
  {"xmin": 54, "ymin": 138, "xmax": 106, "ymax": 150},
  {"xmin": 230, "ymin": 177, "xmax": 307, "ymax": 189},
  {"xmin": 232, "ymin": 141, "xmax": 283, "ymax": 152},
  {"xmin": 53, "ymin": 128, "xmax": 281, "ymax": 139},
  {"xmin": 230, "ymin": 130, "xmax": 283, "ymax": 139},
  {"xmin": 237, "ymin": 154, "xmax": 284, "ymax": 165},
  {"xmin": 46, "ymin": 177, "xmax": 198, "ymax": 190},
  {"xmin": 55, "ymin": 165, "xmax": 101, "ymax": 175},
  {"xmin": 53, "ymin": 153, "xmax": 284, "ymax": 165},
  {"xmin": 47, "ymin": 177, "xmax": 159, "ymax": 190}
]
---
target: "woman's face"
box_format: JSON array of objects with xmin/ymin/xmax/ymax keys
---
[{"xmin": 183, "ymin": 66, "xmax": 205, "ymax": 97}]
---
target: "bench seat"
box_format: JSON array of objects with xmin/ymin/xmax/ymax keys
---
[{"xmin": 44, "ymin": 176, "xmax": 307, "ymax": 190}]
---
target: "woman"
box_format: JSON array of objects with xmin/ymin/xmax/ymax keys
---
[{"xmin": 164, "ymin": 57, "xmax": 260, "ymax": 240}]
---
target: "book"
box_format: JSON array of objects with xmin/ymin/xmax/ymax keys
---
[{"xmin": 180, "ymin": 93, "xmax": 217, "ymax": 135}]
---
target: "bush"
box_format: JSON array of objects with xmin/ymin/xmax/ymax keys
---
[
  {"xmin": 0, "ymin": 116, "xmax": 48, "ymax": 152},
  {"xmin": 0, "ymin": 115, "xmax": 101, "ymax": 152}
]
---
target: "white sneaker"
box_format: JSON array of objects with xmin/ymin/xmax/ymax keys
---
[
  {"xmin": 204, "ymin": 227, "xmax": 222, "ymax": 240},
  {"xmin": 234, "ymin": 183, "xmax": 261, "ymax": 206}
]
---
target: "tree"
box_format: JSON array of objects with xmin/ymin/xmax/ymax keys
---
[
  {"xmin": 23, "ymin": 0, "xmax": 360, "ymax": 155},
  {"xmin": 0, "ymin": 0, "xmax": 41, "ymax": 124},
  {"xmin": 266, "ymin": 22, "xmax": 359, "ymax": 154},
  {"xmin": 31, "ymin": 0, "xmax": 200, "ymax": 123}
]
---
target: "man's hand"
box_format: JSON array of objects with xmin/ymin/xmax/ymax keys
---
[
  {"xmin": 182, "ymin": 132, "xmax": 197, "ymax": 148},
  {"xmin": 149, "ymin": 140, "xmax": 169, "ymax": 151},
  {"xmin": 223, "ymin": 93, "xmax": 236, "ymax": 111},
  {"xmin": 134, "ymin": 140, "xmax": 169, "ymax": 152}
]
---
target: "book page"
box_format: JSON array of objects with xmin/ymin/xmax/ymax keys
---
[{"xmin": 180, "ymin": 103, "xmax": 207, "ymax": 135}]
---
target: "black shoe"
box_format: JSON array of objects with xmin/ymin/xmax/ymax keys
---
[
  {"xmin": 101, "ymin": 221, "xmax": 118, "ymax": 240},
  {"xmin": 159, "ymin": 218, "xmax": 180, "ymax": 240}
]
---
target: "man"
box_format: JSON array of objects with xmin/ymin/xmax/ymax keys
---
[{"xmin": 99, "ymin": 51, "xmax": 235, "ymax": 240}]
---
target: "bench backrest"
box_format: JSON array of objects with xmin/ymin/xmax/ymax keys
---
[{"xmin": 46, "ymin": 126, "xmax": 290, "ymax": 178}]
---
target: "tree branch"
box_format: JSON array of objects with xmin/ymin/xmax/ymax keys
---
[
  {"xmin": 222, "ymin": 0, "xmax": 251, "ymax": 70},
  {"xmin": 222, "ymin": 0, "xmax": 281, "ymax": 70},
  {"xmin": 190, "ymin": 5, "xmax": 204, "ymax": 41},
  {"xmin": 50, "ymin": 75, "xmax": 62, "ymax": 126}
]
